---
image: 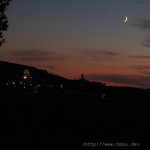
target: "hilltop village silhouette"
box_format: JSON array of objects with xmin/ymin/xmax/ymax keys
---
[
  {"xmin": 0, "ymin": 60, "xmax": 150, "ymax": 100},
  {"xmin": 0, "ymin": 60, "xmax": 106, "ymax": 97}
]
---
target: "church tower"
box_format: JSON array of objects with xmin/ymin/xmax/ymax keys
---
[
  {"xmin": 81, "ymin": 74, "xmax": 84, "ymax": 80},
  {"xmin": 23, "ymin": 69, "xmax": 30, "ymax": 79}
]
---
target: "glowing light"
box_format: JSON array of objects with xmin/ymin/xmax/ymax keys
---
[
  {"xmin": 23, "ymin": 75, "xmax": 27, "ymax": 79},
  {"xmin": 101, "ymin": 93, "xmax": 106, "ymax": 98},
  {"xmin": 60, "ymin": 85, "xmax": 63, "ymax": 89}
]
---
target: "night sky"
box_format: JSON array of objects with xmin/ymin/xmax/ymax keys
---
[{"xmin": 1, "ymin": 0, "xmax": 150, "ymax": 88}]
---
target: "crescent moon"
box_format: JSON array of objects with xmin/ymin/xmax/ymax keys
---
[{"xmin": 124, "ymin": 16, "xmax": 128, "ymax": 22}]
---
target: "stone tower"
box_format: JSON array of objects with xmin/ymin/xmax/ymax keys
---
[
  {"xmin": 23, "ymin": 69, "xmax": 30, "ymax": 79},
  {"xmin": 81, "ymin": 74, "xmax": 84, "ymax": 80}
]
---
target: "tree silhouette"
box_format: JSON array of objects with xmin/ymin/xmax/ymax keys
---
[{"xmin": 0, "ymin": 0, "xmax": 11, "ymax": 46}]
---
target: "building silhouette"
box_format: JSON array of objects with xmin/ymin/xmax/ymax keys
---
[
  {"xmin": 81, "ymin": 74, "xmax": 84, "ymax": 80},
  {"xmin": 23, "ymin": 69, "xmax": 30, "ymax": 79}
]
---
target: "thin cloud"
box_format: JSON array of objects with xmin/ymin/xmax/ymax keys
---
[
  {"xmin": 134, "ymin": 20, "xmax": 150, "ymax": 47},
  {"xmin": 129, "ymin": 55, "xmax": 150, "ymax": 59},
  {"xmin": 87, "ymin": 74, "xmax": 150, "ymax": 88},
  {"xmin": 131, "ymin": 65, "xmax": 150, "ymax": 70},
  {"xmin": 78, "ymin": 50, "xmax": 120, "ymax": 61},
  {"xmin": 9, "ymin": 49, "xmax": 121, "ymax": 64},
  {"xmin": 135, "ymin": 20, "xmax": 150, "ymax": 30},
  {"xmin": 12, "ymin": 50, "xmax": 52, "ymax": 57},
  {"xmin": 142, "ymin": 43, "xmax": 150, "ymax": 47},
  {"xmin": 11, "ymin": 50, "xmax": 68, "ymax": 62},
  {"xmin": 142, "ymin": 37, "xmax": 150, "ymax": 47},
  {"xmin": 103, "ymin": 51, "xmax": 119, "ymax": 56},
  {"xmin": 131, "ymin": 65, "xmax": 150, "ymax": 75},
  {"xmin": 142, "ymin": 71, "xmax": 150, "ymax": 75}
]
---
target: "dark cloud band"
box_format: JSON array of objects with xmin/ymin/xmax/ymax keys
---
[{"xmin": 87, "ymin": 74, "xmax": 150, "ymax": 88}]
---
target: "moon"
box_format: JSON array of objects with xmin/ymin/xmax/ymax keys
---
[{"xmin": 124, "ymin": 16, "xmax": 128, "ymax": 22}]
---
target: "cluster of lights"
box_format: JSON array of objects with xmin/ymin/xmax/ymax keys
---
[
  {"xmin": 5, "ymin": 78, "xmax": 64, "ymax": 94},
  {"xmin": 5, "ymin": 80, "xmax": 35, "ymax": 88}
]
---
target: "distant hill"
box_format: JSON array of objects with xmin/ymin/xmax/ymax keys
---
[
  {"xmin": 0, "ymin": 60, "xmax": 105, "ymax": 95},
  {"xmin": 0, "ymin": 60, "xmax": 66, "ymax": 83},
  {"xmin": 1, "ymin": 60, "xmax": 149, "ymax": 100}
]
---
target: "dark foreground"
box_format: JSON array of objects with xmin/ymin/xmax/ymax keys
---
[{"xmin": 1, "ymin": 92, "xmax": 149, "ymax": 149}]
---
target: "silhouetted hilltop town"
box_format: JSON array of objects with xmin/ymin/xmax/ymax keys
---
[
  {"xmin": 0, "ymin": 61, "xmax": 150, "ymax": 102},
  {"xmin": 0, "ymin": 60, "xmax": 150, "ymax": 101},
  {"xmin": 0, "ymin": 60, "xmax": 105, "ymax": 96}
]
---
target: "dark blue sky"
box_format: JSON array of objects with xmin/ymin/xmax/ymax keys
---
[{"xmin": 1, "ymin": 0, "xmax": 150, "ymax": 88}]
